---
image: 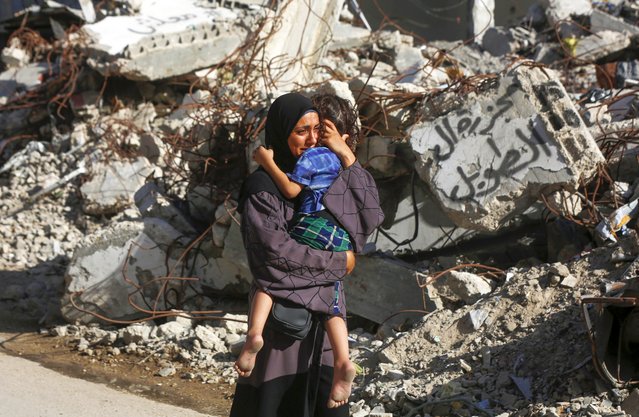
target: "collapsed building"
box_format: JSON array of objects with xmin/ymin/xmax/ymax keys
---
[{"xmin": 1, "ymin": 0, "xmax": 639, "ymax": 416}]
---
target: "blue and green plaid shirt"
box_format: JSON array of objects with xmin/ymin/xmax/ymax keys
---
[{"xmin": 287, "ymin": 146, "xmax": 341, "ymax": 214}]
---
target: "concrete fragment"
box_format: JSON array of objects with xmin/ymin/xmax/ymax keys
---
[
  {"xmin": 221, "ymin": 313, "xmax": 248, "ymax": 335},
  {"xmin": 344, "ymin": 255, "xmax": 426, "ymax": 326},
  {"xmin": 435, "ymin": 270, "xmax": 492, "ymax": 304},
  {"xmin": 560, "ymin": 274, "xmax": 579, "ymax": 288},
  {"xmin": 191, "ymin": 221, "xmax": 251, "ymax": 296},
  {"xmin": 0, "ymin": 62, "xmax": 48, "ymax": 105},
  {"xmin": 195, "ymin": 325, "xmax": 225, "ymax": 351},
  {"xmin": 539, "ymin": 0, "xmax": 592, "ymax": 25},
  {"xmin": 482, "ymin": 26, "xmax": 536, "ymax": 57},
  {"xmin": 328, "ymin": 21, "xmax": 371, "ymax": 51},
  {"xmin": 134, "ymin": 183, "xmax": 197, "ymax": 234},
  {"xmin": 259, "ymin": 0, "xmax": 344, "ymax": 89},
  {"xmin": 82, "ymin": 1, "xmax": 249, "ymax": 80},
  {"xmin": 158, "ymin": 320, "xmax": 190, "ymax": 339},
  {"xmin": 549, "ymin": 263, "xmax": 570, "ymax": 278},
  {"xmin": 468, "ymin": 0, "xmax": 494, "ymax": 44},
  {"xmin": 591, "ymin": 8, "xmax": 639, "ymax": 36},
  {"xmin": 1, "ymin": 38, "xmax": 30, "ymax": 68},
  {"xmin": 467, "ymin": 308, "xmax": 489, "ymax": 330},
  {"xmin": 370, "ymin": 176, "xmax": 475, "ymax": 253},
  {"xmin": 121, "ymin": 323, "xmax": 154, "ymax": 344},
  {"xmin": 61, "ymin": 218, "xmax": 192, "ymax": 324},
  {"xmin": 575, "ymin": 31, "xmax": 631, "ymax": 62},
  {"xmin": 532, "ymin": 42, "xmax": 563, "ymax": 66},
  {"xmin": 81, "ymin": 157, "xmax": 155, "ymax": 215},
  {"xmin": 409, "ymin": 65, "xmax": 605, "ymax": 231},
  {"xmin": 356, "ymin": 136, "xmax": 405, "ymax": 177},
  {"xmin": 544, "ymin": 190, "xmax": 583, "ymax": 218}
]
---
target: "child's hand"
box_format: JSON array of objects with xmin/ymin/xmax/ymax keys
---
[
  {"xmin": 253, "ymin": 146, "xmax": 274, "ymax": 166},
  {"xmin": 320, "ymin": 119, "xmax": 355, "ymax": 167},
  {"xmin": 319, "ymin": 119, "xmax": 348, "ymax": 149}
]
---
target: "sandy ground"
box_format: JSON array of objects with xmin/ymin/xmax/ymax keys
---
[{"xmin": 0, "ymin": 351, "xmax": 219, "ymax": 417}]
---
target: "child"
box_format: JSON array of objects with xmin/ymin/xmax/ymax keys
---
[{"xmin": 235, "ymin": 94, "xmax": 359, "ymax": 409}]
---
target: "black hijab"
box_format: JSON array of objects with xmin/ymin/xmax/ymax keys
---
[
  {"xmin": 238, "ymin": 93, "xmax": 317, "ymax": 213},
  {"xmin": 265, "ymin": 92, "xmax": 317, "ymax": 174}
]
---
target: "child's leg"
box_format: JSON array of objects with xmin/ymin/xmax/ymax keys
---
[
  {"xmin": 325, "ymin": 315, "xmax": 356, "ymax": 408},
  {"xmin": 234, "ymin": 289, "xmax": 272, "ymax": 377}
]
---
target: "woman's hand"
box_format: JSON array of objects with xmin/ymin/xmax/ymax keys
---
[
  {"xmin": 253, "ymin": 145, "xmax": 274, "ymax": 166},
  {"xmin": 320, "ymin": 119, "xmax": 356, "ymax": 168},
  {"xmin": 345, "ymin": 250, "xmax": 355, "ymax": 275}
]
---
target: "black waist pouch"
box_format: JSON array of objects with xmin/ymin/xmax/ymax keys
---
[{"xmin": 267, "ymin": 300, "xmax": 312, "ymax": 340}]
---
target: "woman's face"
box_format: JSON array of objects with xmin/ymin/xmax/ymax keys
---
[{"xmin": 287, "ymin": 111, "xmax": 320, "ymax": 158}]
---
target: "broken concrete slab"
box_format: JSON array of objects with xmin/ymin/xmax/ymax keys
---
[
  {"xmin": 539, "ymin": 0, "xmax": 592, "ymax": 25},
  {"xmin": 574, "ymin": 30, "xmax": 631, "ymax": 62},
  {"xmin": 80, "ymin": 156, "xmax": 155, "ymax": 215},
  {"xmin": 344, "ymin": 254, "xmax": 426, "ymax": 326},
  {"xmin": 134, "ymin": 182, "xmax": 197, "ymax": 235},
  {"xmin": 0, "ymin": 62, "xmax": 48, "ymax": 104},
  {"xmin": 328, "ymin": 21, "xmax": 371, "ymax": 51},
  {"xmin": 61, "ymin": 218, "xmax": 193, "ymax": 324},
  {"xmin": 81, "ymin": 1, "xmax": 251, "ymax": 81},
  {"xmin": 370, "ymin": 175, "xmax": 476, "ymax": 253},
  {"xmin": 591, "ymin": 8, "xmax": 639, "ymax": 36},
  {"xmin": 356, "ymin": 136, "xmax": 410, "ymax": 177},
  {"xmin": 468, "ymin": 0, "xmax": 494, "ymax": 44},
  {"xmin": 191, "ymin": 221, "xmax": 251, "ymax": 296},
  {"xmin": 482, "ymin": 26, "xmax": 536, "ymax": 57},
  {"xmin": 409, "ymin": 64, "xmax": 605, "ymax": 231},
  {"xmin": 260, "ymin": 0, "xmax": 345, "ymax": 89}
]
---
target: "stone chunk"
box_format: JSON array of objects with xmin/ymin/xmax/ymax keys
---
[
  {"xmin": 575, "ymin": 30, "xmax": 631, "ymax": 62},
  {"xmin": 539, "ymin": 0, "xmax": 592, "ymax": 25},
  {"xmin": 591, "ymin": 8, "xmax": 639, "ymax": 35},
  {"xmin": 61, "ymin": 218, "xmax": 191, "ymax": 324},
  {"xmin": 409, "ymin": 65, "xmax": 604, "ymax": 231},
  {"xmin": 434, "ymin": 271, "xmax": 493, "ymax": 304},
  {"xmin": 81, "ymin": 157, "xmax": 155, "ymax": 215},
  {"xmin": 560, "ymin": 274, "xmax": 579, "ymax": 288},
  {"xmin": 134, "ymin": 183, "xmax": 196, "ymax": 234}
]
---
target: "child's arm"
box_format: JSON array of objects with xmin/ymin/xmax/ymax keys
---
[{"xmin": 253, "ymin": 146, "xmax": 303, "ymax": 199}]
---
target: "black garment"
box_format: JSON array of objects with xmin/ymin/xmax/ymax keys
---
[{"xmin": 229, "ymin": 319, "xmax": 348, "ymax": 417}]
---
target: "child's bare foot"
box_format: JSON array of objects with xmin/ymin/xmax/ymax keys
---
[
  {"xmin": 234, "ymin": 333, "xmax": 264, "ymax": 378},
  {"xmin": 327, "ymin": 361, "xmax": 356, "ymax": 408}
]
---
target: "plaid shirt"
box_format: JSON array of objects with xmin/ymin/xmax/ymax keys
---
[{"xmin": 287, "ymin": 147, "xmax": 341, "ymax": 214}]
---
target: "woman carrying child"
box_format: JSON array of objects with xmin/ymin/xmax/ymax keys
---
[{"xmin": 229, "ymin": 92, "xmax": 384, "ymax": 417}]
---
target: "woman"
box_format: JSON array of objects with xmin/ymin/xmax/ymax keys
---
[{"xmin": 230, "ymin": 93, "xmax": 384, "ymax": 417}]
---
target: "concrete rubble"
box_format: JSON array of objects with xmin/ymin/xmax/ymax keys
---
[{"xmin": 2, "ymin": 1, "xmax": 639, "ymax": 416}]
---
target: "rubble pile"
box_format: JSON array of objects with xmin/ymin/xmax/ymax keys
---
[{"xmin": 1, "ymin": 0, "xmax": 639, "ymax": 416}]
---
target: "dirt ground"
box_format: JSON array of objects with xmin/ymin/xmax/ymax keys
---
[{"xmin": 0, "ymin": 310, "xmax": 234, "ymax": 416}]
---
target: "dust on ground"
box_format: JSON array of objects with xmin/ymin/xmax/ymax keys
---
[{"xmin": 0, "ymin": 309, "xmax": 234, "ymax": 416}]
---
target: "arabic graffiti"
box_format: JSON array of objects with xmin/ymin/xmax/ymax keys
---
[
  {"xmin": 127, "ymin": 13, "xmax": 199, "ymax": 35},
  {"xmin": 424, "ymin": 82, "xmax": 570, "ymax": 203},
  {"xmin": 445, "ymin": 121, "xmax": 553, "ymax": 202}
]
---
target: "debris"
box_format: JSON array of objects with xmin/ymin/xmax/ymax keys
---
[
  {"xmin": 409, "ymin": 64, "xmax": 604, "ymax": 231},
  {"xmin": 595, "ymin": 199, "xmax": 639, "ymax": 243},
  {"xmin": 581, "ymin": 272, "xmax": 639, "ymax": 388}
]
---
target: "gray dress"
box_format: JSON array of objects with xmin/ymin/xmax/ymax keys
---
[{"xmin": 230, "ymin": 161, "xmax": 384, "ymax": 417}]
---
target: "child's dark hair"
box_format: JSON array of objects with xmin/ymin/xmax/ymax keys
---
[{"xmin": 311, "ymin": 94, "xmax": 360, "ymax": 151}]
